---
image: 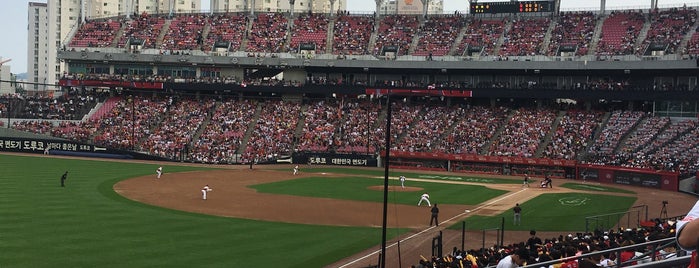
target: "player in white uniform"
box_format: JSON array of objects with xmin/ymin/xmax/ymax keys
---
[
  {"xmin": 293, "ymin": 165, "xmax": 299, "ymax": 175},
  {"xmin": 399, "ymin": 176, "xmax": 406, "ymax": 188},
  {"xmin": 201, "ymin": 184, "xmax": 212, "ymax": 200},
  {"xmin": 156, "ymin": 167, "xmax": 163, "ymax": 179},
  {"xmin": 418, "ymin": 192, "xmax": 431, "ymax": 206}
]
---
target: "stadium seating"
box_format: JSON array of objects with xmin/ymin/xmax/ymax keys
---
[
  {"xmin": 117, "ymin": 13, "xmax": 166, "ymax": 49},
  {"xmin": 413, "ymin": 15, "xmax": 464, "ymax": 57},
  {"xmin": 204, "ymin": 13, "xmax": 248, "ymax": 52},
  {"xmin": 455, "ymin": 19, "xmax": 506, "ymax": 57},
  {"xmin": 247, "ymin": 13, "xmax": 289, "ymax": 53},
  {"xmin": 596, "ymin": 10, "xmax": 645, "ymax": 56},
  {"xmin": 435, "ymin": 106, "xmax": 509, "ymax": 155},
  {"xmin": 332, "ymin": 14, "xmax": 374, "ymax": 55},
  {"xmin": 547, "ymin": 11, "xmax": 597, "ymax": 56},
  {"xmin": 289, "ymin": 13, "xmax": 329, "ymax": 53},
  {"xmin": 373, "ymin": 15, "xmax": 419, "ymax": 56},
  {"xmin": 499, "ymin": 17, "xmax": 551, "ymax": 56},
  {"xmin": 242, "ymin": 100, "xmax": 300, "ymax": 163},
  {"xmin": 542, "ymin": 110, "xmax": 604, "ymax": 160},
  {"xmin": 189, "ymin": 98, "xmax": 257, "ymax": 164},
  {"xmin": 640, "ymin": 7, "xmax": 697, "ymax": 55},
  {"xmin": 487, "ymin": 108, "xmax": 556, "ymax": 157},
  {"xmin": 161, "ymin": 14, "xmax": 207, "ymax": 51},
  {"xmin": 70, "ymin": 19, "xmax": 122, "ymax": 48}
]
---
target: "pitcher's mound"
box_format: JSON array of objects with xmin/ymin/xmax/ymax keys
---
[{"xmin": 367, "ymin": 185, "xmax": 422, "ymax": 192}]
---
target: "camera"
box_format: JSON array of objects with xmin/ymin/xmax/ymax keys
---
[{"xmin": 662, "ymin": 200, "xmax": 668, "ymax": 205}]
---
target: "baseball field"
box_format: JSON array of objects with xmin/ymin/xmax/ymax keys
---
[{"xmin": 1, "ymin": 153, "xmax": 694, "ymax": 268}]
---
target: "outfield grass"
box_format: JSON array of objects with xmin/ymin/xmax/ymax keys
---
[
  {"xmin": 0, "ymin": 154, "xmax": 407, "ymax": 268},
  {"xmin": 560, "ymin": 182, "xmax": 637, "ymax": 194},
  {"xmin": 454, "ymin": 193, "xmax": 638, "ymax": 232},
  {"xmin": 251, "ymin": 176, "xmax": 508, "ymax": 205},
  {"xmin": 301, "ymin": 167, "xmax": 529, "ymax": 184}
]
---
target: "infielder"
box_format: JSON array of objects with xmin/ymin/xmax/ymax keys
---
[
  {"xmin": 201, "ymin": 184, "xmax": 212, "ymax": 200},
  {"xmin": 418, "ymin": 192, "xmax": 431, "ymax": 206},
  {"xmin": 399, "ymin": 176, "xmax": 406, "ymax": 188},
  {"xmin": 156, "ymin": 166, "xmax": 163, "ymax": 179},
  {"xmin": 522, "ymin": 174, "xmax": 530, "ymax": 188},
  {"xmin": 293, "ymin": 165, "xmax": 299, "ymax": 175}
]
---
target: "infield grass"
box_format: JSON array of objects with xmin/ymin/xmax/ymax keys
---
[
  {"xmin": 456, "ymin": 193, "xmax": 637, "ymax": 232},
  {"xmin": 302, "ymin": 167, "xmax": 529, "ymax": 184},
  {"xmin": 0, "ymin": 154, "xmax": 408, "ymax": 268}
]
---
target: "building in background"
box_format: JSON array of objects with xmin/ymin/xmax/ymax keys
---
[
  {"xmin": 0, "ymin": 58, "xmax": 14, "ymax": 95},
  {"xmin": 28, "ymin": 2, "xmax": 50, "ymax": 92},
  {"xmin": 380, "ymin": 0, "xmax": 443, "ymax": 15},
  {"xmin": 211, "ymin": 0, "xmax": 347, "ymax": 14}
]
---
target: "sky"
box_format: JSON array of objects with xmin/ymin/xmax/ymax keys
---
[{"xmin": 1, "ymin": 0, "xmax": 697, "ymax": 75}]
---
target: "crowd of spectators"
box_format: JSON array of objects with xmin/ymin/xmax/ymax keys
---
[
  {"xmin": 161, "ymin": 14, "xmax": 207, "ymax": 51},
  {"xmin": 247, "ymin": 13, "xmax": 289, "ymax": 53},
  {"xmin": 415, "ymin": 220, "xmax": 683, "ymax": 268},
  {"xmin": 189, "ymin": 98, "xmax": 257, "ymax": 164},
  {"xmin": 413, "ymin": 15, "xmax": 464, "ymax": 57},
  {"xmin": 596, "ymin": 10, "xmax": 646, "ymax": 56},
  {"xmin": 332, "ymin": 14, "xmax": 374, "ymax": 55},
  {"xmin": 436, "ymin": 105, "xmax": 509, "ymax": 155},
  {"xmin": 488, "ymin": 108, "xmax": 556, "ymax": 157},
  {"xmin": 455, "ymin": 19, "xmax": 506, "ymax": 56},
  {"xmin": 92, "ymin": 95, "xmax": 169, "ymax": 150},
  {"xmin": 204, "ymin": 13, "xmax": 248, "ymax": 52},
  {"xmin": 141, "ymin": 97, "xmax": 215, "ymax": 159},
  {"xmin": 5, "ymin": 92, "xmax": 699, "ymax": 175},
  {"xmin": 289, "ymin": 13, "xmax": 329, "ymax": 53},
  {"xmin": 499, "ymin": 17, "xmax": 551, "ymax": 57},
  {"xmin": 394, "ymin": 105, "xmax": 464, "ymax": 152},
  {"xmin": 70, "ymin": 19, "xmax": 122, "ymax": 48},
  {"xmin": 63, "ymin": 10, "xmax": 699, "ymax": 59},
  {"xmin": 542, "ymin": 110, "xmax": 604, "ymax": 160},
  {"xmin": 333, "ymin": 100, "xmax": 382, "ymax": 154},
  {"xmin": 586, "ymin": 110, "xmax": 645, "ymax": 161},
  {"xmin": 117, "ymin": 13, "xmax": 166, "ymax": 49},
  {"xmin": 688, "ymin": 28, "xmax": 699, "ymax": 55},
  {"xmin": 242, "ymin": 100, "xmax": 300, "ymax": 163},
  {"xmin": 548, "ymin": 12, "xmax": 597, "ymax": 56},
  {"xmin": 373, "ymin": 15, "xmax": 419, "ymax": 56},
  {"xmin": 374, "ymin": 101, "xmax": 423, "ymax": 151},
  {"xmin": 640, "ymin": 7, "xmax": 697, "ymax": 55},
  {"xmin": 12, "ymin": 90, "xmax": 99, "ymax": 120},
  {"xmin": 296, "ymin": 100, "xmax": 341, "ymax": 152}
]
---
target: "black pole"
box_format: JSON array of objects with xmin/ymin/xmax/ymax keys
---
[
  {"xmin": 461, "ymin": 221, "xmax": 466, "ymax": 251},
  {"xmin": 131, "ymin": 96, "xmax": 135, "ymax": 151},
  {"xmin": 380, "ymin": 94, "xmax": 392, "ymax": 268},
  {"xmin": 366, "ymin": 104, "xmax": 370, "ymax": 155},
  {"xmin": 500, "ymin": 217, "xmax": 505, "ymax": 248},
  {"xmin": 6, "ymin": 98, "xmax": 10, "ymax": 128}
]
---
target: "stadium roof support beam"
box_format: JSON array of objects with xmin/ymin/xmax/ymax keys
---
[
  {"xmin": 651, "ymin": 0, "xmax": 658, "ymax": 9},
  {"xmin": 329, "ymin": 0, "xmax": 336, "ymax": 16},
  {"xmin": 289, "ymin": 0, "xmax": 295, "ymax": 16},
  {"xmin": 375, "ymin": 0, "xmax": 383, "ymax": 18},
  {"xmin": 601, "ymin": 0, "xmax": 606, "ymax": 14},
  {"xmin": 250, "ymin": 0, "xmax": 255, "ymax": 17},
  {"xmin": 422, "ymin": 0, "xmax": 428, "ymax": 18},
  {"xmin": 80, "ymin": 0, "xmax": 86, "ymax": 23}
]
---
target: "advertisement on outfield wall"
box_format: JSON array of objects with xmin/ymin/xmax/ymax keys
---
[
  {"xmin": 0, "ymin": 137, "xmax": 167, "ymax": 161},
  {"xmin": 577, "ymin": 164, "xmax": 677, "ymax": 191},
  {"xmin": 293, "ymin": 152, "xmax": 377, "ymax": 167}
]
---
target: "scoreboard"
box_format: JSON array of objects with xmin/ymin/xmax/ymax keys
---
[{"xmin": 470, "ymin": 1, "xmax": 553, "ymax": 14}]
